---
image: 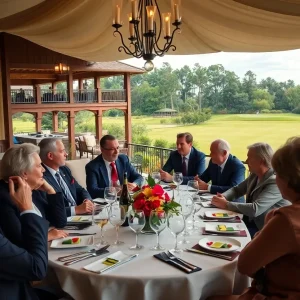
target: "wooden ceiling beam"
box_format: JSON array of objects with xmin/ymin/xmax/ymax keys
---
[{"xmin": 10, "ymin": 73, "xmax": 57, "ymax": 80}]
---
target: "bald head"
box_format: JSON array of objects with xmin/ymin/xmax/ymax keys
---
[{"xmin": 210, "ymin": 139, "xmax": 230, "ymax": 165}]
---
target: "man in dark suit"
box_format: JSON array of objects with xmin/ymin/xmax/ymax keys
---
[
  {"xmin": 159, "ymin": 132, "xmax": 206, "ymax": 185},
  {"xmin": 86, "ymin": 135, "xmax": 143, "ymax": 198},
  {"xmin": 0, "ymin": 176, "xmax": 48, "ymax": 300},
  {"xmin": 195, "ymin": 139, "xmax": 245, "ymax": 202},
  {"xmin": 39, "ymin": 138, "xmax": 93, "ymax": 217}
]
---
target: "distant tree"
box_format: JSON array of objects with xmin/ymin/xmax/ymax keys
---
[
  {"xmin": 175, "ymin": 65, "xmax": 194, "ymax": 102},
  {"xmin": 285, "ymin": 86, "xmax": 300, "ymax": 110},
  {"xmin": 191, "ymin": 63, "xmax": 207, "ymax": 111},
  {"xmin": 252, "ymin": 89, "xmax": 274, "ymax": 110},
  {"xmin": 242, "ymin": 70, "xmax": 257, "ymax": 102}
]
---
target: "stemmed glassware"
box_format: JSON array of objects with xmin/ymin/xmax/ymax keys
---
[
  {"xmin": 109, "ymin": 203, "xmax": 126, "ymax": 245},
  {"xmin": 152, "ymin": 172, "xmax": 161, "ymax": 184},
  {"xmin": 149, "ymin": 210, "xmax": 167, "ymax": 250},
  {"xmin": 173, "ymin": 172, "xmax": 183, "ymax": 193},
  {"xmin": 128, "ymin": 209, "xmax": 145, "ymax": 250},
  {"xmin": 187, "ymin": 180, "xmax": 199, "ymax": 197},
  {"xmin": 179, "ymin": 196, "xmax": 194, "ymax": 244},
  {"xmin": 167, "ymin": 211, "xmax": 185, "ymax": 253},
  {"xmin": 112, "ymin": 180, "xmax": 122, "ymax": 195},
  {"xmin": 93, "ymin": 207, "xmax": 109, "ymax": 245},
  {"xmin": 191, "ymin": 195, "xmax": 202, "ymax": 232},
  {"xmin": 104, "ymin": 186, "xmax": 117, "ymax": 205}
]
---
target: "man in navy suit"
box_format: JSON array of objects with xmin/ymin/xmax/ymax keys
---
[
  {"xmin": 86, "ymin": 135, "xmax": 143, "ymax": 198},
  {"xmin": 39, "ymin": 138, "xmax": 93, "ymax": 217},
  {"xmin": 0, "ymin": 176, "xmax": 48, "ymax": 300},
  {"xmin": 160, "ymin": 132, "xmax": 206, "ymax": 185},
  {"xmin": 195, "ymin": 139, "xmax": 245, "ymax": 202}
]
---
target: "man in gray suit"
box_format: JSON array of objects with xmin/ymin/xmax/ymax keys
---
[{"xmin": 212, "ymin": 142, "xmax": 290, "ymax": 237}]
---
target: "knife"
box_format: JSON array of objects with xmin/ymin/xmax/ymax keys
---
[
  {"xmin": 185, "ymin": 248, "xmax": 232, "ymax": 260},
  {"xmin": 68, "ymin": 233, "xmax": 97, "ymax": 236},
  {"xmin": 99, "ymin": 254, "xmax": 139, "ymax": 273},
  {"xmin": 64, "ymin": 245, "xmax": 110, "ymax": 265}
]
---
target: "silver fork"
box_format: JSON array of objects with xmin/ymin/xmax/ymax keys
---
[
  {"xmin": 160, "ymin": 252, "xmax": 192, "ymax": 272},
  {"xmin": 166, "ymin": 251, "xmax": 198, "ymax": 270}
]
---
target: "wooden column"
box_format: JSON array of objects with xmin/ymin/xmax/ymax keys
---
[
  {"xmin": 66, "ymin": 71, "xmax": 74, "ymax": 104},
  {"xmin": 0, "ymin": 34, "xmax": 13, "ymax": 148},
  {"xmin": 94, "ymin": 76, "xmax": 102, "ymax": 103},
  {"xmin": 79, "ymin": 79, "xmax": 83, "ymax": 90},
  {"xmin": 35, "ymin": 85, "xmax": 41, "ymax": 104},
  {"xmin": 124, "ymin": 73, "xmax": 132, "ymax": 144},
  {"xmin": 52, "ymin": 111, "xmax": 59, "ymax": 132},
  {"xmin": 68, "ymin": 110, "xmax": 76, "ymax": 159},
  {"xmin": 35, "ymin": 112, "xmax": 43, "ymax": 132},
  {"xmin": 95, "ymin": 109, "xmax": 103, "ymax": 141}
]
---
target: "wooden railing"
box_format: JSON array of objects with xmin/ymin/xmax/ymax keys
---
[
  {"xmin": 102, "ymin": 89, "xmax": 126, "ymax": 102},
  {"xmin": 41, "ymin": 89, "xmax": 68, "ymax": 103},
  {"xmin": 11, "ymin": 89, "xmax": 35, "ymax": 104},
  {"xmin": 74, "ymin": 89, "xmax": 97, "ymax": 103}
]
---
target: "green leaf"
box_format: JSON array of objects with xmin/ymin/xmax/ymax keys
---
[{"xmin": 147, "ymin": 174, "xmax": 155, "ymax": 188}]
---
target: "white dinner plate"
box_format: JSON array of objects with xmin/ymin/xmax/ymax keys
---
[
  {"xmin": 50, "ymin": 236, "xmax": 94, "ymax": 249},
  {"xmin": 67, "ymin": 216, "xmax": 92, "ymax": 223},
  {"xmin": 205, "ymin": 223, "xmax": 241, "ymax": 234},
  {"xmin": 204, "ymin": 210, "xmax": 239, "ymax": 219},
  {"xmin": 198, "ymin": 237, "xmax": 241, "ymax": 253}
]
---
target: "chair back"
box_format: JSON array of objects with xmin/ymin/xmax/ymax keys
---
[{"xmin": 65, "ymin": 158, "xmax": 90, "ymax": 188}]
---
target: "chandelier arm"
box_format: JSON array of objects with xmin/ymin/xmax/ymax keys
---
[
  {"xmin": 114, "ymin": 30, "xmax": 137, "ymax": 56},
  {"xmin": 161, "ymin": 27, "xmax": 181, "ymax": 52},
  {"xmin": 154, "ymin": 0, "xmax": 162, "ymax": 44}
]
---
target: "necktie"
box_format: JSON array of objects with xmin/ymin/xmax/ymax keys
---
[
  {"xmin": 55, "ymin": 171, "xmax": 76, "ymax": 206},
  {"xmin": 182, "ymin": 157, "xmax": 187, "ymax": 176},
  {"xmin": 110, "ymin": 162, "xmax": 119, "ymax": 184}
]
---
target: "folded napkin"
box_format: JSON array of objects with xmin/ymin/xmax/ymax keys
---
[
  {"xmin": 201, "ymin": 201, "xmax": 216, "ymax": 208},
  {"xmin": 153, "ymin": 253, "xmax": 201, "ymax": 274},
  {"xmin": 202, "ymin": 228, "xmax": 247, "ymax": 237},
  {"xmin": 83, "ymin": 251, "xmax": 138, "ymax": 274},
  {"xmin": 201, "ymin": 216, "xmax": 242, "ymax": 223},
  {"xmin": 190, "ymin": 244, "xmax": 240, "ymax": 261}
]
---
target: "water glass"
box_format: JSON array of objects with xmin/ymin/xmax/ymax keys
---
[
  {"xmin": 173, "ymin": 172, "xmax": 183, "ymax": 192},
  {"xmin": 191, "ymin": 195, "xmax": 202, "ymax": 232},
  {"xmin": 149, "ymin": 210, "xmax": 167, "ymax": 250},
  {"xmin": 168, "ymin": 211, "xmax": 185, "ymax": 253},
  {"xmin": 187, "ymin": 180, "xmax": 199, "ymax": 197},
  {"xmin": 112, "ymin": 180, "xmax": 122, "ymax": 195},
  {"xmin": 109, "ymin": 203, "xmax": 126, "ymax": 245},
  {"xmin": 152, "ymin": 172, "xmax": 161, "ymax": 184},
  {"xmin": 104, "ymin": 187, "xmax": 117, "ymax": 205},
  {"xmin": 128, "ymin": 209, "xmax": 145, "ymax": 250},
  {"xmin": 179, "ymin": 197, "xmax": 194, "ymax": 244},
  {"xmin": 93, "ymin": 207, "xmax": 109, "ymax": 245}
]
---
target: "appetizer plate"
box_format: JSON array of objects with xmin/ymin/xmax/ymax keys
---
[
  {"xmin": 204, "ymin": 210, "xmax": 239, "ymax": 219},
  {"xmin": 199, "ymin": 236, "xmax": 241, "ymax": 253},
  {"xmin": 205, "ymin": 223, "xmax": 241, "ymax": 234},
  {"xmin": 50, "ymin": 235, "xmax": 94, "ymax": 249}
]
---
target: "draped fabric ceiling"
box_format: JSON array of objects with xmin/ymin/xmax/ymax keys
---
[{"xmin": 1, "ymin": 0, "xmax": 300, "ymax": 62}]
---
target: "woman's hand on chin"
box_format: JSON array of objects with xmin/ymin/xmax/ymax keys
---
[{"xmin": 36, "ymin": 179, "xmax": 56, "ymax": 194}]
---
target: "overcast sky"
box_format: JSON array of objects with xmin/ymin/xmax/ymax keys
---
[{"xmin": 122, "ymin": 49, "xmax": 300, "ymax": 84}]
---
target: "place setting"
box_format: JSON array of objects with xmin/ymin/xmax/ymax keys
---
[
  {"xmin": 199, "ymin": 210, "xmax": 242, "ymax": 223},
  {"xmin": 201, "ymin": 223, "xmax": 248, "ymax": 237}
]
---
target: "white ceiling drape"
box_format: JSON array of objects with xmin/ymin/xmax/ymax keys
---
[{"xmin": 1, "ymin": 0, "xmax": 300, "ymax": 61}]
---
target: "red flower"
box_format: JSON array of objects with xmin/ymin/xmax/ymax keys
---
[
  {"xmin": 164, "ymin": 192, "xmax": 170, "ymax": 202},
  {"xmin": 152, "ymin": 200, "xmax": 161, "ymax": 209},
  {"xmin": 144, "ymin": 201, "xmax": 153, "ymax": 217},
  {"xmin": 133, "ymin": 199, "xmax": 146, "ymax": 210},
  {"xmin": 134, "ymin": 192, "xmax": 145, "ymax": 201},
  {"xmin": 152, "ymin": 184, "xmax": 164, "ymax": 197},
  {"xmin": 142, "ymin": 185, "xmax": 150, "ymax": 190}
]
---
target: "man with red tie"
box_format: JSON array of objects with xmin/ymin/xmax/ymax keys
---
[{"xmin": 86, "ymin": 135, "xmax": 143, "ymax": 198}]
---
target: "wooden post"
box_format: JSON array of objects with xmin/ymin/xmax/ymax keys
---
[
  {"xmin": 68, "ymin": 110, "xmax": 76, "ymax": 159},
  {"xmin": 35, "ymin": 112, "xmax": 43, "ymax": 132},
  {"xmin": 79, "ymin": 79, "xmax": 83, "ymax": 90},
  {"xmin": 52, "ymin": 111, "xmax": 59, "ymax": 132},
  {"xmin": 94, "ymin": 76, "xmax": 102, "ymax": 103},
  {"xmin": 66, "ymin": 71, "xmax": 74, "ymax": 104},
  {"xmin": 124, "ymin": 73, "xmax": 132, "ymax": 144},
  {"xmin": 35, "ymin": 85, "xmax": 41, "ymax": 104},
  {"xmin": 95, "ymin": 109, "xmax": 103, "ymax": 141},
  {"xmin": 0, "ymin": 34, "xmax": 13, "ymax": 148}
]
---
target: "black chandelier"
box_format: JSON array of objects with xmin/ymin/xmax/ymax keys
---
[{"xmin": 112, "ymin": 0, "xmax": 182, "ymax": 71}]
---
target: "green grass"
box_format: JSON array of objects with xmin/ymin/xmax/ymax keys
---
[{"xmin": 13, "ymin": 114, "xmax": 300, "ymax": 161}]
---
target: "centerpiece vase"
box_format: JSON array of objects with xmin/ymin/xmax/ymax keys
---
[{"xmin": 141, "ymin": 217, "xmax": 155, "ymax": 234}]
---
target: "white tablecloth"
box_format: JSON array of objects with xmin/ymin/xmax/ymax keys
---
[{"xmin": 48, "ymin": 190, "xmax": 251, "ymax": 300}]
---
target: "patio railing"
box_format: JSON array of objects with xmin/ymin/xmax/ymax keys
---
[
  {"xmin": 74, "ymin": 89, "xmax": 97, "ymax": 103},
  {"xmin": 102, "ymin": 89, "xmax": 126, "ymax": 102},
  {"xmin": 11, "ymin": 89, "xmax": 36, "ymax": 104},
  {"xmin": 41, "ymin": 89, "xmax": 68, "ymax": 103}
]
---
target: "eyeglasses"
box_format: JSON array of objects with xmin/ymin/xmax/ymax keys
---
[{"xmin": 102, "ymin": 146, "xmax": 120, "ymax": 151}]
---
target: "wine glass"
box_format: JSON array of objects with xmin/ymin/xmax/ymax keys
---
[
  {"xmin": 152, "ymin": 172, "xmax": 161, "ymax": 184},
  {"xmin": 93, "ymin": 207, "xmax": 109, "ymax": 245},
  {"xmin": 109, "ymin": 203, "xmax": 126, "ymax": 245},
  {"xmin": 104, "ymin": 187, "xmax": 117, "ymax": 205},
  {"xmin": 187, "ymin": 180, "xmax": 199, "ymax": 197},
  {"xmin": 149, "ymin": 210, "xmax": 167, "ymax": 250},
  {"xmin": 191, "ymin": 194, "xmax": 202, "ymax": 232},
  {"xmin": 173, "ymin": 172, "xmax": 183, "ymax": 193},
  {"xmin": 128, "ymin": 209, "xmax": 145, "ymax": 250},
  {"xmin": 179, "ymin": 197, "xmax": 194, "ymax": 244},
  {"xmin": 112, "ymin": 180, "xmax": 122, "ymax": 195},
  {"xmin": 167, "ymin": 211, "xmax": 185, "ymax": 253}
]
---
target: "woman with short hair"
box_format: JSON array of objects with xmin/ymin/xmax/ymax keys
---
[
  {"xmin": 208, "ymin": 137, "xmax": 300, "ymax": 300},
  {"xmin": 0, "ymin": 143, "xmax": 68, "ymax": 245}
]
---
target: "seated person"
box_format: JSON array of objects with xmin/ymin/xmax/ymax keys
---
[
  {"xmin": 207, "ymin": 137, "xmax": 300, "ymax": 300},
  {"xmin": 39, "ymin": 138, "xmax": 93, "ymax": 217},
  {"xmin": 0, "ymin": 144, "xmax": 67, "ymax": 247},
  {"xmin": 160, "ymin": 132, "xmax": 205, "ymax": 184},
  {"xmin": 0, "ymin": 176, "xmax": 49, "ymax": 300},
  {"xmin": 211, "ymin": 142, "xmax": 290, "ymax": 237},
  {"xmin": 195, "ymin": 139, "xmax": 245, "ymax": 202},
  {"xmin": 86, "ymin": 135, "xmax": 143, "ymax": 198}
]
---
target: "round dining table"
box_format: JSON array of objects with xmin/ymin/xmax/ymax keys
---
[{"xmin": 48, "ymin": 191, "xmax": 251, "ymax": 300}]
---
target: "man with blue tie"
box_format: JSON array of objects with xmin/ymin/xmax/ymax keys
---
[
  {"xmin": 39, "ymin": 138, "xmax": 93, "ymax": 217},
  {"xmin": 195, "ymin": 139, "xmax": 245, "ymax": 202},
  {"xmin": 160, "ymin": 132, "xmax": 206, "ymax": 184},
  {"xmin": 86, "ymin": 135, "xmax": 143, "ymax": 198}
]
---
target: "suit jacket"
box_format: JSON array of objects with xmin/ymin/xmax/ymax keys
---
[
  {"xmin": 224, "ymin": 169, "xmax": 290, "ymax": 229},
  {"xmin": 200, "ymin": 154, "xmax": 245, "ymax": 202},
  {"xmin": 0, "ymin": 180, "xmax": 66, "ymax": 246},
  {"xmin": 162, "ymin": 147, "xmax": 206, "ymax": 184},
  {"xmin": 0, "ymin": 213, "xmax": 48, "ymax": 300},
  {"xmin": 43, "ymin": 164, "xmax": 91, "ymax": 217},
  {"xmin": 86, "ymin": 154, "xmax": 143, "ymax": 199}
]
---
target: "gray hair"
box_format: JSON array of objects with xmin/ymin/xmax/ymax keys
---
[
  {"xmin": 213, "ymin": 139, "xmax": 230, "ymax": 152},
  {"xmin": 247, "ymin": 142, "xmax": 274, "ymax": 168},
  {"xmin": 0, "ymin": 143, "xmax": 40, "ymax": 180},
  {"xmin": 39, "ymin": 138, "xmax": 61, "ymax": 161}
]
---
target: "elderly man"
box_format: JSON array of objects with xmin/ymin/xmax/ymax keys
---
[
  {"xmin": 211, "ymin": 142, "xmax": 290, "ymax": 237},
  {"xmin": 39, "ymin": 138, "xmax": 93, "ymax": 217},
  {"xmin": 160, "ymin": 132, "xmax": 205, "ymax": 184},
  {"xmin": 86, "ymin": 135, "xmax": 143, "ymax": 198},
  {"xmin": 195, "ymin": 139, "xmax": 245, "ymax": 202}
]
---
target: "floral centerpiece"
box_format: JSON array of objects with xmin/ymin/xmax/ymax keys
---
[{"xmin": 131, "ymin": 175, "xmax": 181, "ymax": 232}]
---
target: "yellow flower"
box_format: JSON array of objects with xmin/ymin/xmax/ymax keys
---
[{"xmin": 143, "ymin": 187, "xmax": 153, "ymax": 198}]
